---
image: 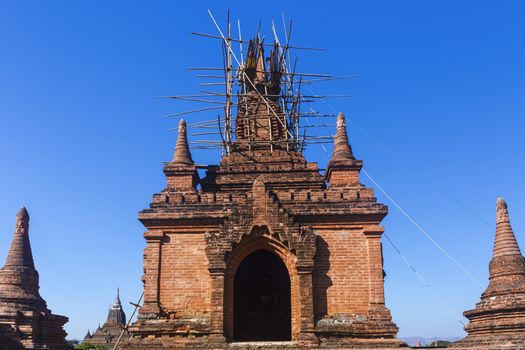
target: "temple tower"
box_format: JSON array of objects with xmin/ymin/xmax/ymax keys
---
[
  {"xmin": 453, "ymin": 198, "xmax": 525, "ymax": 348},
  {"xmin": 124, "ymin": 93, "xmax": 404, "ymax": 348},
  {"xmin": 0, "ymin": 208, "xmax": 70, "ymax": 349},
  {"xmin": 83, "ymin": 288, "xmax": 128, "ymax": 349}
]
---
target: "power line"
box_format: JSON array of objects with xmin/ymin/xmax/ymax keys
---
[
  {"xmin": 383, "ymin": 232, "xmax": 466, "ymax": 327},
  {"xmin": 304, "ymin": 85, "xmax": 495, "ymax": 232},
  {"xmin": 296, "ymin": 87, "xmax": 481, "ymax": 324},
  {"xmin": 302, "ymin": 84, "xmax": 485, "ymax": 288},
  {"xmin": 362, "ymin": 168, "xmax": 484, "ymax": 289}
]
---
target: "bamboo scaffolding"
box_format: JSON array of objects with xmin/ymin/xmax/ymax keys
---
[
  {"xmin": 162, "ymin": 106, "xmax": 223, "ymax": 118},
  {"xmin": 161, "ymin": 12, "xmax": 345, "ymax": 156},
  {"xmin": 191, "ymin": 31, "xmax": 324, "ymax": 51},
  {"xmin": 188, "ymin": 67, "xmax": 331, "ymax": 78}
]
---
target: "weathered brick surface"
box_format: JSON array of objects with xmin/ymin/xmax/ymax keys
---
[
  {"xmin": 0, "ymin": 323, "xmax": 24, "ymax": 349},
  {"xmin": 123, "ymin": 87, "xmax": 404, "ymax": 349},
  {"xmin": 452, "ymin": 198, "xmax": 525, "ymax": 348},
  {"xmin": 160, "ymin": 233, "xmax": 212, "ymax": 316},
  {"xmin": 313, "ymin": 229, "xmax": 370, "ymax": 317},
  {"xmin": 0, "ymin": 208, "xmax": 70, "ymax": 350}
]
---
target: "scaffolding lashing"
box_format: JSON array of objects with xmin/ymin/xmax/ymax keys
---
[{"xmin": 163, "ymin": 11, "xmax": 353, "ymax": 156}]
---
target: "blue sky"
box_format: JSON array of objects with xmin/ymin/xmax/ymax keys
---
[{"xmin": 0, "ymin": 0, "xmax": 524, "ymax": 341}]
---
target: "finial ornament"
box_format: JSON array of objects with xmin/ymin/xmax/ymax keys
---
[
  {"xmin": 331, "ymin": 112, "xmax": 354, "ymax": 161},
  {"xmin": 4, "ymin": 207, "xmax": 35, "ymax": 269},
  {"xmin": 113, "ymin": 287, "xmax": 122, "ymax": 309},
  {"xmin": 15, "ymin": 207, "xmax": 29, "ymax": 235},
  {"xmin": 172, "ymin": 119, "xmax": 194, "ymax": 165},
  {"xmin": 493, "ymin": 197, "xmax": 521, "ymax": 258}
]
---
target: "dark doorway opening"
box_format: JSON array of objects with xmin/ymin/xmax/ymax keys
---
[{"xmin": 233, "ymin": 249, "xmax": 292, "ymax": 341}]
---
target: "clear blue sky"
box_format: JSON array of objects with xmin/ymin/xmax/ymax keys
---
[{"xmin": 0, "ymin": 0, "xmax": 524, "ymax": 341}]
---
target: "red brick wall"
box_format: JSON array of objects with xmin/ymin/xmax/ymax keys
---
[
  {"xmin": 313, "ymin": 229, "xmax": 371, "ymax": 318},
  {"xmin": 328, "ymin": 169, "xmax": 359, "ymax": 187},
  {"xmin": 159, "ymin": 233, "xmax": 212, "ymax": 316}
]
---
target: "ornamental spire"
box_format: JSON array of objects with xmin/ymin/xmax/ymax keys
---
[
  {"xmin": 0, "ymin": 207, "xmax": 46, "ymax": 310},
  {"xmin": 113, "ymin": 287, "xmax": 122, "ymax": 309},
  {"xmin": 487, "ymin": 197, "xmax": 525, "ymax": 288},
  {"xmin": 4, "ymin": 207, "xmax": 35, "ymax": 269},
  {"xmin": 172, "ymin": 119, "xmax": 194, "ymax": 165},
  {"xmin": 493, "ymin": 197, "xmax": 522, "ymax": 258},
  {"xmin": 331, "ymin": 112, "xmax": 354, "ymax": 161},
  {"xmin": 106, "ymin": 288, "xmax": 126, "ymax": 325}
]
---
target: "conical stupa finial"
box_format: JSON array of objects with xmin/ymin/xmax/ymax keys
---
[
  {"xmin": 4, "ymin": 207, "xmax": 35, "ymax": 269},
  {"xmin": 113, "ymin": 287, "xmax": 122, "ymax": 309},
  {"xmin": 172, "ymin": 119, "xmax": 194, "ymax": 165},
  {"xmin": 493, "ymin": 197, "xmax": 522, "ymax": 258},
  {"xmin": 17, "ymin": 207, "xmax": 29, "ymax": 220},
  {"xmin": 331, "ymin": 112, "xmax": 354, "ymax": 161}
]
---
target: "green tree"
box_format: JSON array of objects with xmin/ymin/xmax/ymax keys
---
[
  {"xmin": 75, "ymin": 342, "xmax": 107, "ymax": 350},
  {"xmin": 430, "ymin": 340, "xmax": 452, "ymax": 347}
]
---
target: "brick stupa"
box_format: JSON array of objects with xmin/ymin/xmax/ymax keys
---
[
  {"xmin": 0, "ymin": 208, "xmax": 70, "ymax": 349},
  {"xmin": 453, "ymin": 198, "xmax": 525, "ymax": 348},
  {"xmin": 123, "ymin": 55, "xmax": 405, "ymax": 348},
  {"xmin": 83, "ymin": 288, "xmax": 128, "ymax": 349}
]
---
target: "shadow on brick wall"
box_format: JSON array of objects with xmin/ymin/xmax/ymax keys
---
[{"xmin": 313, "ymin": 236, "xmax": 332, "ymax": 321}]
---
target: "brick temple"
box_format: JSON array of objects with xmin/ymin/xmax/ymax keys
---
[
  {"xmin": 0, "ymin": 208, "xmax": 69, "ymax": 349},
  {"xmin": 83, "ymin": 288, "xmax": 128, "ymax": 349},
  {"xmin": 453, "ymin": 198, "xmax": 525, "ymax": 348},
  {"xmin": 123, "ymin": 41, "xmax": 406, "ymax": 347}
]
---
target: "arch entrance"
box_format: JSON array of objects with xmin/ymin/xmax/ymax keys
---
[{"xmin": 233, "ymin": 249, "xmax": 292, "ymax": 341}]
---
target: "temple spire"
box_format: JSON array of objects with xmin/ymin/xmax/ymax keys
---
[
  {"xmin": 487, "ymin": 197, "xmax": 525, "ymax": 288},
  {"xmin": 4, "ymin": 207, "xmax": 35, "ymax": 269},
  {"xmin": 106, "ymin": 288, "xmax": 126, "ymax": 325},
  {"xmin": 172, "ymin": 119, "xmax": 194, "ymax": 165},
  {"xmin": 331, "ymin": 112, "xmax": 354, "ymax": 161},
  {"xmin": 493, "ymin": 197, "xmax": 522, "ymax": 258},
  {"xmin": 113, "ymin": 287, "xmax": 122, "ymax": 309},
  {"xmin": 0, "ymin": 207, "xmax": 47, "ymax": 312},
  {"xmin": 455, "ymin": 198, "xmax": 525, "ymax": 346}
]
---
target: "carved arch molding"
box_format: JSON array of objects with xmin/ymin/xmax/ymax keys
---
[
  {"xmin": 203, "ymin": 184, "xmax": 318, "ymax": 342},
  {"xmin": 204, "ymin": 188, "xmax": 318, "ymax": 273}
]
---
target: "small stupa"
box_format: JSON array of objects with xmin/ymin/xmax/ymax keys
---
[
  {"xmin": 453, "ymin": 198, "xmax": 525, "ymax": 348},
  {"xmin": 0, "ymin": 207, "xmax": 70, "ymax": 349}
]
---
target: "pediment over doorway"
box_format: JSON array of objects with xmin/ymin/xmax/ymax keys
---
[{"xmin": 204, "ymin": 179, "xmax": 317, "ymax": 273}]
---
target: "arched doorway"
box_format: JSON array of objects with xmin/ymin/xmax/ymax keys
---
[{"xmin": 233, "ymin": 249, "xmax": 292, "ymax": 341}]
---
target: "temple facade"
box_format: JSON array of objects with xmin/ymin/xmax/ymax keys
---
[
  {"xmin": 453, "ymin": 198, "xmax": 525, "ymax": 348},
  {"xmin": 0, "ymin": 208, "xmax": 70, "ymax": 349},
  {"xmin": 123, "ymin": 62, "xmax": 405, "ymax": 348},
  {"xmin": 83, "ymin": 288, "xmax": 128, "ymax": 349}
]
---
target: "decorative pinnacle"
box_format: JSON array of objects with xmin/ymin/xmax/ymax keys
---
[
  {"xmin": 17, "ymin": 207, "xmax": 29, "ymax": 220},
  {"xmin": 493, "ymin": 197, "xmax": 522, "ymax": 258},
  {"xmin": 113, "ymin": 287, "xmax": 122, "ymax": 309},
  {"xmin": 172, "ymin": 119, "xmax": 194, "ymax": 165},
  {"xmin": 331, "ymin": 112, "xmax": 354, "ymax": 161},
  {"xmin": 4, "ymin": 207, "xmax": 35, "ymax": 269}
]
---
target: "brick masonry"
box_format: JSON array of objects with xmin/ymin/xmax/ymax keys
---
[
  {"xmin": 451, "ymin": 198, "xmax": 525, "ymax": 349},
  {"xmin": 0, "ymin": 208, "xmax": 70, "ymax": 350},
  {"xmin": 122, "ymin": 108, "xmax": 405, "ymax": 349},
  {"xmin": 83, "ymin": 288, "xmax": 128, "ymax": 349}
]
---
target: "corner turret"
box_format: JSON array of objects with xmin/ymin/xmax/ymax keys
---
[
  {"xmin": 325, "ymin": 113, "xmax": 362, "ymax": 187},
  {"xmin": 163, "ymin": 119, "xmax": 199, "ymax": 191}
]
